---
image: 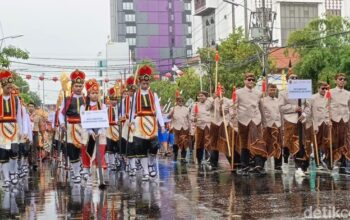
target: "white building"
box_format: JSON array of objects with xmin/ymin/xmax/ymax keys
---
[{"xmin": 191, "ymin": 0, "xmax": 348, "ymax": 52}]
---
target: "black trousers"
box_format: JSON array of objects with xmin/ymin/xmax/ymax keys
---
[
  {"xmin": 67, "ymin": 143, "xmax": 81, "ymax": 163},
  {"xmin": 0, "ymin": 143, "xmax": 19, "ymax": 163},
  {"xmin": 19, "ymin": 143, "xmax": 30, "ymax": 158}
]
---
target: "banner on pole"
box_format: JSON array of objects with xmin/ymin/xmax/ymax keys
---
[{"xmin": 287, "ymin": 79, "xmax": 312, "ymax": 99}]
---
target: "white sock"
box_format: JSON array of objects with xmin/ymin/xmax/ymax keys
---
[
  {"xmin": 141, "ymin": 158, "xmax": 149, "ymax": 175},
  {"xmin": 2, "ymin": 162, "xmax": 10, "ymax": 181},
  {"xmin": 9, "ymin": 159, "xmax": 17, "ymax": 174},
  {"xmin": 148, "ymin": 155, "xmax": 156, "ymax": 166},
  {"xmin": 72, "ymin": 162, "xmax": 80, "ymax": 177},
  {"xmin": 108, "ymin": 154, "xmax": 115, "ymax": 165},
  {"xmin": 129, "ymin": 158, "xmax": 136, "ymax": 170}
]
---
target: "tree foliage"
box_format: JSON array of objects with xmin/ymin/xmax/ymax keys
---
[
  {"xmin": 287, "ymin": 16, "xmax": 350, "ymax": 90},
  {"xmin": 0, "ymin": 45, "xmax": 29, "ymax": 68},
  {"xmin": 197, "ymin": 28, "xmax": 262, "ymax": 93}
]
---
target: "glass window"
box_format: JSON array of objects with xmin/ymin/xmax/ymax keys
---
[
  {"xmin": 186, "ymin": 38, "xmax": 191, "ymax": 46},
  {"xmin": 187, "ymin": 26, "xmax": 192, "ymax": 34},
  {"xmin": 125, "ymin": 14, "xmax": 135, "ymax": 22},
  {"xmin": 187, "ymin": 49, "xmax": 192, "ymax": 57},
  {"xmin": 185, "ymin": 3, "xmax": 191, "ymax": 10},
  {"xmin": 169, "ymin": 2, "xmax": 172, "ymax": 9},
  {"xmin": 126, "ymin": 26, "xmax": 136, "ymax": 34},
  {"xmin": 186, "ymin": 14, "xmax": 191, "ymax": 22},
  {"xmin": 123, "ymin": 2, "xmax": 134, "ymax": 10},
  {"xmin": 169, "ymin": 26, "xmax": 173, "ymax": 32},
  {"xmin": 127, "ymin": 38, "xmax": 136, "ymax": 46}
]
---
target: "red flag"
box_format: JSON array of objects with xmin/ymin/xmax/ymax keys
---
[
  {"xmin": 232, "ymin": 85, "xmax": 236, "ymax": 102},
  {"xmin": 325, "ymin": 86, "xmax": 331, "ymax": 100},
  {"xmin": 262, "ymin": 79, "xmax": 266, "ymax": 93},
  {"xmin": 194, "ymin": 103, "xmax": 199, "ymax": 114},
  {"xmin": 216, "ymin": 83, "xmax": 223, "ymax": 97},
  {"xmin": 215, "ymin": 51, "xmax": 220, "ymax": 62}
]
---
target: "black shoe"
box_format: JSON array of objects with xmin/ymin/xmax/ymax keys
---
[
  {"xmin": 275, "ymin": 166, "xmax": 282, "ymax": 171},
  {"xmin": 250, "ymin": 166, "xmax": 266, "ymax": 176}
]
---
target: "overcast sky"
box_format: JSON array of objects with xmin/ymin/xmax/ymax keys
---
[{"xmin": 0, "ymin": 0, "xmax": 110, "ymax": 104}]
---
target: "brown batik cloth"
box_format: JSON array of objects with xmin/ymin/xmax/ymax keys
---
[
  {"xmin": 195, "ymin": 126, "xmax": 211, "ymax": 151},
  {"xmin": 283, "ymin": 121, "xmax": 299, "ymax": 156},
  {"xmin": 210, "ymin": 123, "xmax": 230, "ymax": 155},
  {"xmin": 332, "ymin": 120, "xmax": 350, "ymax": 162},
  {"xmin": 263, "ymin": 125, "xmax": 282, "ymax": 159},
  {"xmin": 174, "ymin": 128, "xmax": 190, "ymax": 150},
  {"xmin": 238, "ymin": 122, "xmax": 267, "ymax": 158}
]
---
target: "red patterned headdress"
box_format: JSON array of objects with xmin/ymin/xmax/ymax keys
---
[
  {"xmin": 70, "ymin": 69, "xmax": 86, "ymax": 84},
  {"xmin": 126, "ymin": 76, "xmax": 138, "ymax": 90},
  {"xmin": 0, "ymin": 69, "xmax": 14, "ymax": 86},
  {"xmin": 138, "ymin": 65, "xmax": 153, "ymax": 81},
  {"xmin": 85, "ymin": 79, "xmax": 99, "ymax": 94}
]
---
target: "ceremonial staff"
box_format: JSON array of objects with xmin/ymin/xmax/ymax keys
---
[
  {"xmin": 59, "ymin": 73, "xmax": 70, "ymax": 175},
  {"xmin": 325, "ymin": 85, "xmax": 333, "ymax": 168},
  {"xmin": 125, "ymin": 65, "xmax": 140, "ymax": 156},
  {"xmin": 231, "ymin": 85, "xmax": 236, "ymax": 171},
  {"xmin": 115, "ymin": 82, "xmax": 124, "ymax": 167},
  {"xmin": 218, "ymin": 83, "xmax": 231, "ymax": 158}
]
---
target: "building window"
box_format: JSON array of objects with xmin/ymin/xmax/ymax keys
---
[
  {"xmin": 168, "ymin": 2, "xmax": 172, "ymax": 9},
  {"xmin": 186, "ymin": 38, "xmax": 191, "ymax": 46},
  {"xmin": 171, "ymin": 14, "xmax": 174, "ymax": 21},
  {"xmin": 280, "ymin": 3, "xmax": 318, "ymax": 46},
  {"xmin": 186, "ymin": 14, "xmax": 191, "ymax": 22},
  {"xmin": 126, "ymin": 26, "xmax": 136, "ymax": 34},
  {"xmin": 169, "ymin": 26, "xmax": 173, "ymax": 33},
  {"xmin": 125, "ymin": 14, "xmax": 135, "ymax": 22},
  {"xmin": 187, "ymin": 49, "xmax": 192, "ymax": 57},
  {"xmin": 187, "ymin": 26, "xmax": 192, "ymax": 34},
  {"xmin": 123, "ymin": 2, "xmax": 134, "ymax": 10},
  {"xmin": 202, "ymin": 12, "xmax": 216, "ymax": 47},
  {"xmin": 185, "ymin": 3, "xmax": 191, "ymax": 11},
  {"xmin": 127, "ymin": 38, "xmax": 136, "ymax": 46}
]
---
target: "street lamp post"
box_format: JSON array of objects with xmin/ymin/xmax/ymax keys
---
[{"xmin": 0, "ymin": 34, "xmax": 24, "ymax": 50}]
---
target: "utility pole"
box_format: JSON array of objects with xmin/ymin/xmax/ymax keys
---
[{"xmin": 244, "ymin": 0, "xmax": 248, "ymax": 39}]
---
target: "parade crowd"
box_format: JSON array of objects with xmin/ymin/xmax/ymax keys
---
[{"xmin": 0, "ymin": 66, "xmax": 349, "ymax": 187}]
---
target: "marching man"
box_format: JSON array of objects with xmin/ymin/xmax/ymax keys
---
[
  {"xmin": 106, "ymin": 85, "xmax": 121, "ymax": 171},
  {"xmin": 236, "ymin": 73, "xmax": 267, "ymax": 175},
  {"xmin": 191, "ymin": 91, "xmax": 211, "ymax": 165},
  {"xmin": 59, "ymin": 69, "xmax": 86, "ymax": 183},
  {"xmin": 80, "ymin": 79, "xmax": 107, "ymax": 182},
  {"xmin": 130, "ymin": 65, "xmax": 165, "ymax": 180},
  {"xmin": 168, "ymin": 94, "xmax": 190, "ymax": 163},
  {"xmin": 0, "ymin": 69, "xmax": 24, "ymax": 187}
]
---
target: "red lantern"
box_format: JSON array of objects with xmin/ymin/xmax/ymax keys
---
[
  {"xmin": 52, "ymin": 76, "xmax": 58, "ymax": 82},
  {"xmin": 25, "ymin": 74, "xmax": 31, "ymax": 80},
  {"xmin": 39, "ymin": 76, "xmax": 45, "ymax": 81},
  {"xmin": 104, "ymin": 78, "xmax": 109, "ymax": 83},
  {"xmin": 153, "ymin": 74, "xmax": 160, "ymax": 80},
  {"xmin": 165, "ymin": 72, "xmax": 172, "ymax": 78}
]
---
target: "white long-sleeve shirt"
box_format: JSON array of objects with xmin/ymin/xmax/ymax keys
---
[{"xmin": 130, "ymin": 89, "xmax": 164, "ymax": 128}]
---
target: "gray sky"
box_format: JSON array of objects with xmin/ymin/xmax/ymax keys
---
[{"xmin": 0, "ymin": 0, "xmax": 110, "ymax": 104}]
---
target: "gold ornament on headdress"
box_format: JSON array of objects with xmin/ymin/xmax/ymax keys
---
[{"xmin": 60, "ymin": 72, "xmax": 71, "ymax": 97}]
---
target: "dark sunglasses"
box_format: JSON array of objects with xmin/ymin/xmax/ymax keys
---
[
  {"xmin": 320, "ymin": 87, "xmax": 328, "ymax": 91},
  {"xmin": 289, "ymin": 76, "xmax": 298, "ymax": 80},
  {"xmin": 246, "ymin": 78, "xmax": 255, "ymax": 82},
  {"xmin": 338, "ymin": 78, "xmax": 347, "ymax": 81}
]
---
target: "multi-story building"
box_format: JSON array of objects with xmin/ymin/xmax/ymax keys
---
[
  {"xmin": 192, "ymin": 0, "xmax": 349, "ymax": 51},
  {"xmin": 110, "ymin": 0, "xmax": 192, "ymax": 73}
]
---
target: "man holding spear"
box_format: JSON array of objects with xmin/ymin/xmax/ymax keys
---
[
  {"xmin": 129, "ymin": 65, "xmax": 165, "ymax": 181},
  {"xmin": 329, "ymin": 73, "xmax": 350, "ymax": 173},
  {"xmin": 59, "ymin": 70, "xmax": 86, "ymax": 184}
]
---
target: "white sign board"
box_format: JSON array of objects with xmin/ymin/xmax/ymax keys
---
[
  {"xmin": 81, "ymin": 109, "xmax": 109, "ymax": 129},
  {"xmin": 287, "ymin": 79, "xmax": 312, "ymax": 99}
]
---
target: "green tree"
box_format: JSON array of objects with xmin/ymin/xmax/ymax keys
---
[
  {"xmin": 0, "ymin": 45, "xmax": 29, "ymax": 68},
  {"xmin": 287, "ymin": 16, "xmax": 350, "ymax": 90},
  {"xmin": 197, "ymin": 28, "xmax": 262, "ymax": 94}
]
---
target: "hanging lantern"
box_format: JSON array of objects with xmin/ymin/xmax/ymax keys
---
[
  {"xmin": 25, "ymin": 74, "xmax": 32, "ymax": 80},
  {"xmin": 39, "ymin": 75, "xmax": 45, "ymax": 81},
  {"xmin": 52, "ymin": 76, "xmax": 58, "ymax": 82},
  {"xmin": 153, "ymin": 74, "xmax": 160, "ymax": 80},
  {"xmin": 165, "ymin": 72, "xmax": 172, "ymax": 78},
  {"xmin": 104, "ymin": 78, "xmax": 109, "ymax": 83}
]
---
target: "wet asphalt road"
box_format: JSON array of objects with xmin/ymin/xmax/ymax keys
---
[{"xmin": 1, "ymin": 156, "xmax": 350, "ymax": 219}]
